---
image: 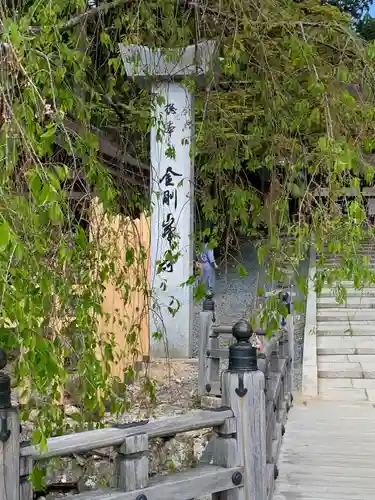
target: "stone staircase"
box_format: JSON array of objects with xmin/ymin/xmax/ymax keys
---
[{"xmin": 317, "ymin": 243, "xmax": 375, "ymax": 402}]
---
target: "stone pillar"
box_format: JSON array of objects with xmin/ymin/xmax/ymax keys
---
[{"xmin": 119, "ymin": 42, "xmax": 216, "ymax": 358}]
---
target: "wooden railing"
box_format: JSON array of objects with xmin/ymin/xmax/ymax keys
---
[
  {"xmin": 0, "ymin": 313, "xmax": 293, "ymax": 500},
  {"xmin": 199, "ymin": 288, "xmax": 294, "ymax": 399},
  {"xmin": 198, "ymin": 293, "xmax": 294, "ymax": 499}
]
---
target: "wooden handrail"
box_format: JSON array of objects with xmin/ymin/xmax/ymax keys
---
[
  {"xmin": 1, "ymin": 308, "xmax": 293, "ymax": 500},
  {"xmin": 20, "ymin": 409, "xmax": 233, "ymax": 460}
]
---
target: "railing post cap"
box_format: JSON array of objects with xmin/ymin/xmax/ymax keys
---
[
  {"xmin": 0, "ymin": 349, "xmax": 6, "ymax": 371},
  {"xmin": 229, "ymin": 320, "xmax": 257, "ymax": 372},
  {"xmin": 202, "ymin": 292, "xmax": 215, "ymax": 312},
  {"xmin": 232, "ymin": 319, "xmax": 252, "ymax": 342}
]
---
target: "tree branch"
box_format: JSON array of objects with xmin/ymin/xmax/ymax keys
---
[
  {"xmin": 61, "ymin": 0, "xmax": 133, "ymax": 30},
  {"xmin": 30, "ymin": 0, "xmax": 133, "ymax": 34}
]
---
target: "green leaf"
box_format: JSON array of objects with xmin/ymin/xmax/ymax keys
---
[
  {"xmin": 152, "ymin": 331, "xmax": 163, "ymax": 341},
  {"xmin": 40, "ymin": 125, "xmax": 56, "ymax": 139},
  {"xmin": 100, "ymin": 32, "xmax": 112, "ymax": 47},
  {"xmin": 48, "ymin": 202, "xmax": 63, "ymax": 224},
  {"xmin": 291, "ymin": 183, "xmax": 301, "ymax": 198},
  {"xmin": 39, "ymin": 183, "xmax": 55, "ymax": 205},
  {"xmin": 54, "ymin": 165, "xmax": 68, "ymax": 182},
  {"xmin": 0, "ymin": 221, "xmax": 10, "ymax": 250},
  {"xmin": 236, "ymin": 263, "xmax": 248, "ymax": 277},
  {"xmin": 29, "ymin": 464, "xmax": 46, "ymax": 491},
  {"xmin": 69, "ymin": 412, "xmax": 83, "ymax": 423},
  {"xmin": 293, "ymin": 299, "xmax": 305, "ymax": 313},
  {"xmin": 125, "ymin": 248, "xmax": 135, "ymax": 266},
  {"xmin": 27, "ymin": 171, "xmax": 42, "ymax": 199}
]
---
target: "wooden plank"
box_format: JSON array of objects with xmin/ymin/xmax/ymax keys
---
[
  {"xmin": 55, "ymin": 134, "xmax": 147, "ymax": 188},
  {"xmin": 278, "ymin": 371, "xmax": 286, "ymax": 422},
  {"xmin": 278, "ymin": 399, "xmax": 288, "ymax": 428},
  {"xmin": 313, "ymin": 187, "xmax": 375, "ymax": 197},
  {"xmin": 63, "ymin": 118, "xmax": 150, "ymax": 172},
  {"xmin": 283, "ymin": 317, "xmax": 294, "ymax": 396},
  {"xmin": 266, "ymin": 402, "xmax": 276, "ymax": 464},
  {"xmin": 208, "ymin": 348, "xmax": 229, "ymax": 359},
  {"xmin": 212, "ymin": 417, "xmax": 245, "ymax": 500},
  {"xmin": 60, "ymin": 465, "xmax": 243, "ymax": 500},
  {"xmin": 199, "ymin": 436, "xmax": 216, "ymax": 465},
  {"xmin": 269, "ymin": 340, "xmax": 279, "ymax": 373},
  {"xmin": 271, "ymin": 423, "xmax": 282, "ymax": 467},
  {"xmin": 266, "ymin": 372, "xmax": 281, "ymax": 405},
  {"xmin": 258, "ymin": 357, "xmax": 269, "ymax": 376},
  {"xmin": 212, "ymin": 325, "xmax": 233, "ymax": 335},
  {"xmin": 0, "ymin": 408, "xmax": 20, "ymax": 500},
  {"xmin": 275, "ymin": 400, "xmax": 375, "ymax": 499},
  {"xmin": 21, "ymin": 409, "xmax": 233, "ymax": 459},
  {"xmin": 222, "ymin": 370, "xmax": 267, "ymax": 500},
  {"xmin": 20, "ymin": 455, "xmax": 33, "ymax": 500},
  {"xmin": 259, "ymin": 333, "xmax": 284, "ymax": 370},
  {"xmin": 116, "ymin": 434, "xmax": 148, "ymax": 491},
  {"xmin": 208, "ymin": 330, "xmax": 221, "ymax": 395},
  {"xmin": 208, "ymin": 381, "xmax": 221, "ymax": 397},
  {"xmin": 266, "ymin": 464, "xmax": 275, "ymax": 500},
  {"xmin": 199, "ymin": 311, "xmax": 213, "ymax": 395}
]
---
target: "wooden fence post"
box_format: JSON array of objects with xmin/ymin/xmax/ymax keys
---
[
  {"xmin": 116, "ymin": 433, "xmax": 148, "ymax": 491},
  {"xmin": 212, "ymin": 416, "xmax": 244, "ymax": 500},
  {"xmin": 0, "ymin": 349, "xmax": 20, "ymax": 500},
  {"xmin": 199, "ymin": 297, "xmax": 214, "ymax": 395},
  {"xmin": 221, "ymin": 320, "xmax": 267, "ymax": 500},
  {"xmin": 20, "ymin": 455, "xmax": 33, "ymax": 500},
  {"xmin": 286, "ymin": 313, "xmax": 294, "ymax": 398}
]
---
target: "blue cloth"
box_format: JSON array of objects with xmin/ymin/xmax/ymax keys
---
[
  {"xmin": 201, "ymin": 262, "xmax": 216, "ymax": 294},
  {"xmin": 196, "ymin": 244, "xmax": 216, "ymax": 294},
  {"xmin": 198, "ymin": 244, "xmax": 215, "ymax": 265}
]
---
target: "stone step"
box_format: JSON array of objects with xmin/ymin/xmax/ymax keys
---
[
  {"xmin": 323, "ymin": 281, "xmax": 375, "ymax": 287},
  {"xmin": 317, "ymin": 297, "xmax": 375, "ymax": 308},
  {"xmin": 318, "ymin": 361, "xmax": 363, "ymax": 378},
  {"xmin": 319, "ymin": 251, "xmax": 375, "ymax": 254},
  {"xmin": 320, "ymin": 288, "xmax": 375, "ymax": 297},
  {"xmin": 318, "ymin": 264, "xmax": 375, "ymax": 269},
  {"xmin": 317, "ymin": 309, "xmax": 375, "ymax": 321},
  {"xmin": 318, "ymin": 361, "xmax": 375, "ymax": 379},
  {"xmin": 318, "ymin": 377, "xmax": 375, "ymax": 389},
  {"xmin": 317, "ymin": 322, "xmax": 375, "ymax": 335},
  {"xmin": 317, "ymin": 336, "xmax": 375, "ymax": 354},
  {"xmin": 321, "ymin": 259, "xmax": 375, "ymax": 264},
  {"xmin": 319, "ymin": 254, "xmax": 375, "ymax": 257},
  {"xmin": 322, "ymin": 255, "xmax": 375, "ymax": 259},
  {"xmin": 318, "ymin": 354, "xmax": 375, "ymax": 364},
  {"xmin": 319, "ymin": 387, "xmax": 368, "ymax": 402}
]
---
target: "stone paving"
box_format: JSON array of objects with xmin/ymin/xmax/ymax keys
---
[
  {"xmin": 313, "ymin": 242, "xmax": 375, "ymax": 401},
  {"xmin": 192, "ymin": 240, "xmax": 307, "ymax": 391}
]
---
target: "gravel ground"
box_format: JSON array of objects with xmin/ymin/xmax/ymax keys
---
[{"xmin": 192, "ymin": 240, "xmax": 308, "ymax": 391}]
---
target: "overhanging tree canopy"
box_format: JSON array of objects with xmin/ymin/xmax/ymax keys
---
[{"xmin": 1, "ymin": 0, "xmax": 375, "ymax": 439}]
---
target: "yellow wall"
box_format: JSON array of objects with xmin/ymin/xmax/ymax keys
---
[{"xmin": 90, "ymin": 199, "xmax": 150, "ymax": 380}]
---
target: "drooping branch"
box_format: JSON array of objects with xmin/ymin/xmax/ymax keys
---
[
  {"xmin": 59, "ymin": 0, "xmax": 133, "ymax": 31},
  {"xmin": 29, "ymin": 0, "xmax": 133, "ymax": 34}
]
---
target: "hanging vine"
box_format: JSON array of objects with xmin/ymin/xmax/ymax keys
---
[{"xmin": 0, "ymin": 0, "xmax": 375, "ymax": 442}]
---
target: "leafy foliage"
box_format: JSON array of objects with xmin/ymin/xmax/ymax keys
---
[
  {"xmin": 326, "ymin": 0, "xmax": 371, "ymax": 22},
  {"xmin": 358, "ymin": 15, "xmax": 375, "ymax": 40},
  {"xmin": 1, "ymin": 0, "xmax": 375, "ymax": 441},
  {"xmin": 0, "ymin": 0, "xmax": 150, "ymax": 440}
]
